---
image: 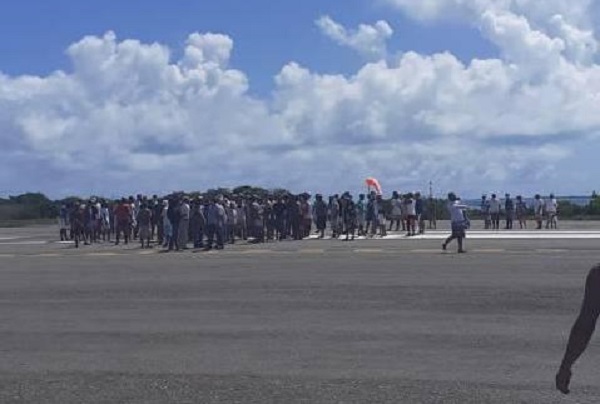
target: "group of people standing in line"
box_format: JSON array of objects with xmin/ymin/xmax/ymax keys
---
[
  {"xmin": 58, "ymin": 191, "xmax": 432, "ymax": 249},
  {"xmin": 480, "ymin": 193, "xmax": 559, "ymax": 230}
]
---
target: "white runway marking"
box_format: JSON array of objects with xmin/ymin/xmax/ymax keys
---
[
  {"xmin": 384, "ymin": 231, "xmax": 600, "ymax": 240},
  {"xmin": 0, "ymin": 241, "xmax": 48, "ymax": 245},
  {"xmin": 306, "ymin": 231, "xmax": 600, "ymax": 241}
]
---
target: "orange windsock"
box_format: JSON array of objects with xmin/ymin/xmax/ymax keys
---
[{"xmin": 365, "ymin": 177, "xmax": 382, "ymax": 195}]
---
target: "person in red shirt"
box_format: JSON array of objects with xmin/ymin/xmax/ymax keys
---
[{"xmin": 114, "ymin": 198, "xmax": 131, "ymax": 245}]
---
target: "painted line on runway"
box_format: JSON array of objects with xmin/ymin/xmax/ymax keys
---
[
  {"xmin": 0, "ymin": 241, "xmax": 48, "ymax": 245},
  {"xmin": 300, "ymin": 249, "xmax": 326, "ymax": 254},
  {"xmin": 354, "ymin": 249, "xmax": 384, "ymax": 254},
  {"xmin": 410, "ymin": 249, "xmax": 442, "ymax": 254},
  {"xmin": 473, "ymin": 249, "xmax": 507, "ymax": 253},
  {"xmin": 86, "ymin": 252, "xmax": 122, "ymax": 257},
  {"xmin": 0, "ymin": 254, "xmax": 16, "ymax": 258}
]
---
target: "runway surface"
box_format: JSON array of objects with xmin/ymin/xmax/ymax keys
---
[{"xmin": 0, "ymin": 224, "xmax": 599, "ymax": 403}]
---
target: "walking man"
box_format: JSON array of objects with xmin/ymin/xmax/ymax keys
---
[{"xmin": 442, "ymin": 193, "xmax": 468, "ymax": 254}]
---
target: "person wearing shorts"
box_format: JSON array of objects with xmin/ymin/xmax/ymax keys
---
[{"xmin": 442, "ymin": 193, "xmax": 468, "ymax": 253}]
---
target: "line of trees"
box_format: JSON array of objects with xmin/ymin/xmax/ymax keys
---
[{"xmin": 2, "ymin": 190, "xmax": 600, "ymax": 222}]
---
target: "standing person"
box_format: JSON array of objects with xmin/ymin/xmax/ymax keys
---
[
  {"xmin": 504, "ymin": 194, "xmax": 515, "ymax": 230},
  {"xmin": 250, "ymin": 198, "xmax": 264, "ymax": 244},
  {"xmin": 83, "ymin": 203, "xmax": 94, "ymax": 245},
  {"xmin": 154, "ymin": 198, "xmax": 164, "ymax": 245},
  {"xmin": 216, "ymin": 199, "xmax": 227, "ymax": 249},
  {"xmin": 533, "ymin": 194, "xmax": 545, "ymax": 230},
  {"xmin": 114, "ymin": 198, "xmax": 131, "ymax": 246},
  {"xmin": 428, "ymin": 196, "xmax": 437, "ymax": 230},
  {"xmin": 515, "ymin": 195, "xmax": 528, "ymax": 229},
  {"xmin": 167, "ymin": 197, "xmax": 181, "ymax": 251},
  {"xmin": 162, "ymin": 200, "xmax": 172, "ymax": 248},
  {"xmin": 415, "ymin": 192, "xmax": 425, "ymax": 235},
  {"xmin": 190, "ymin": 197, "xmax": 206, "ymax": 249},
  {"xmin": 489, "ymin": 194, "xmax": 501, "ymax": 230},
  {"xmin": 546, "ymin": 194, "xmax": 559, "ymax": 229},
  {"xmin": 100, "ymin": 202, "xmax": 111, "ymax": 242},
  {"xmin": 300, "ymin": 195, "xmax": 313, "ymax": 239},
  {"xmin": 70, "ymin": 203, "xmax": 86, "ymax": 248},
  {"xmin": 356, "ymin": 194, "xmax": 366, "ymax": 236},
  {"xmin": 313, "ymin": 194, "xmax": 328, "ymax": 239},
  {"xmin": 137, "ymin": 204, "xmax": 152, "ymax": 249},
  {"xmin": 227, "ymin": 202, "xmax": 238, "ymax": 244},
  {"xmin": 273, "ymin": 197, "xmax": 287, "ymax": 240},
  {"xmin": 389, "ymin": 191, "xmax": 402, "ymax": 232},
  {"xmin": 481, "ymin": 195, "xmax": 491, "ymax": 230},
  {"xmin": 365, "ymin": 194, "xmax": 375, "ymax": 237},
  {"xmin": 178, "ymin": 197, "xmax": 191, "ymax": 249},
  {"xmin": 556, "ymin": 264, "xmax": 600, "ymax": 395},
  {"xmin": 404, "ymin": 193, "xmax": 417, "ymax": 236},
  {"xmin": 150, "ymin": 195, "xmax": 159, "ymax": 240},
  {"xmin": 329, "ymin": 196, "xmax": 340, "ymax": 239},
  {"xmin": 442, "ymin": 193, "xmax": 468, "ymax": 253},
  {"xmin": 58, "ymin": 204, "xmax": 69, "ymax": 241},
  {"xmin": 342, "ymin": 193, "xmax": 357, "ymax": 241},
  {"xmin": 399, "ymin": 193, "xmax": 408, "ymax": 232},
  {"xmin": 375, "ymin": 194, "xmax": 387, "ymax": 237}
]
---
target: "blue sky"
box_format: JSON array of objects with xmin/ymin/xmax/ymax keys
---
[
  {"xmin": 0, "ymin": 0, "xmax": 496, "ymax": 96},
  {"xmin": 1, "ymin": 0, "xmax": 599, "ymax": 198}
]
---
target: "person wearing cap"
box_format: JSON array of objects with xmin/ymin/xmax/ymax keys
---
[{"xmin": 442, "ymin": 192, "xmax": 468, "ymax": 253}]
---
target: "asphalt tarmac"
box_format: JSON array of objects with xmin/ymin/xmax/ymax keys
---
[{"xmin": 0, "ymin": 225, "xmax": 599, "ymax": 403}]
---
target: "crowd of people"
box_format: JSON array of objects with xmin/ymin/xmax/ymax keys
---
[
  {"xmin": 57, "ymin": 191, "xmax": 561, "ymax": 249},
  {"xmin": 480, "ymin": 193, "xmax": 559, "ymax": 230},
  {"xmin": 57, "ymin": 191, "xmax": 432, "ymax": 249}
]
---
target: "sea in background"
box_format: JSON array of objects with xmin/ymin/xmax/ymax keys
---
[{"xmin": 463, "ymin": 196, "xmax": 592, "ymax": 210}]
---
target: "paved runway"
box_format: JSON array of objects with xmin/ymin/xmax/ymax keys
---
[{"xmin": 0, "ymin": 225, "xmax": 599, "ymax": 403}]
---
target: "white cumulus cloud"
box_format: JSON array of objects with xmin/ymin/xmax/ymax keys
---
[
  {"xmin": 316, "ymin": 15, "xmax": 393, "ymax": 60},
  {"xmin": 2, "ymin": 0, "xmax": 600, "ymax": 197}
]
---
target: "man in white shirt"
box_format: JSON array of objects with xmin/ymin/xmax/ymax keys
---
[
  {"xmin": 533, "ymin": 194, "xmax": 545, "ymax": 230},
  {"xmin": 442, "ymin": 193, "xmax": 468, "ymax": 253},
  {"xmin": 178, "ymin": 197, "xmax": 191, "ymax": 249},
  {"xmin": 545, "ymin": 194, "xmax": 558, "ymax": 229},
  {"xmin": 488, "ymin": 194, "xmax": 501, "ymax": 230}
]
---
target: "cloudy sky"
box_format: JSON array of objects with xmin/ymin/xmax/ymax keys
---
[{"xmin": 1, "ymin": 0, "xmax": 600, "ymax": 198}]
